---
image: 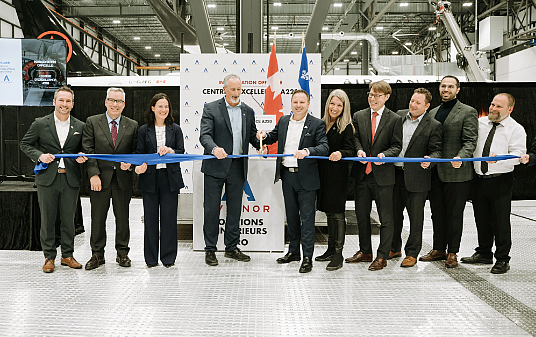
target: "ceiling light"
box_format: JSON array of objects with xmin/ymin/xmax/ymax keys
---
[
  {"xmin": 335, "ymin": 67, "xmax": 340, "ymax": 70},
  {"xmin": 317, "ymin": 42, "xmax": 319, "ymax": 45},
  {"xmin": 166, "ymin": 63, "xmax": 171, "ymax": 66},
  {"xmin": 351, "ymin": 51, "xmax": 357, "ymax": 55},
  {"xmin": 429, "ymin": 26, "xmax": 437, "ymax": 31},
  {"xmin": 274, "ymin": 2, "xmax": 282, "ymax": 6},
  {"xmin": 334, "ymin": 3, "xmax": 343, "ymax": 7},
  {"xmin": 392, "ymin": 51, "xmax": 399, "ymax": 54},
  {"xmin": 217, "ymin": 27, "xmax": 224, "ymax": 31},
  {"xmin": 322, "ymin": 26, "xmax": 329, "ymax": 31},
  {"xmin": 134, "ymin": 37, "xmax": 140, "ymax": 40},
  {"xmin": 405, "ymin": 42, "xmax": 412, "ymax": 45},
  {"xmin": 400, "ymin": 2, "xmax": 409, "ymax": 6},
  {"xmin": 145, "ymin": 46, "xmax": 152, "ymax": 49},
  {"xmin": 223, "ymin": 43, "xmax": 229, "ymax": 46},
  {"xmin": 375, "ymin": 26, "xmax": 384, "ymax": 30},
  {"xmin": 155, "ymin": 54, "xmax": 160, "ymax": 57},
  {"xmin": 462, "ymin": 2, "xmax": 472, "ymax": 6},
  {"xmin": 271, "ymin": 26, "xmax": 278, "ymax": 30},
  {"xmin": 359, "ymin": 42, "xmax": 363, "ymax": 45},
  {"xmin": 113, "ymin": 20, "xmax": 120, "ymax": 24},
  {"xmin": 207, "ymin": 4, "xmax": 216, "ymax": 8},
  {"xmin": 343, "ymin": 59, "xmax": 349, "ymax": 62}
]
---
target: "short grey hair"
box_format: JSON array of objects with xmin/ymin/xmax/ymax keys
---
[
  {"xmin": 223, "ymin": 74, "xmax": 241, "ymax": 87},
  {"xmin": 107, "ymin": 87, "xmax": 125, "ymax": 101}
]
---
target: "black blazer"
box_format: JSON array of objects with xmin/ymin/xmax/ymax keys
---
[
  {"xmin": 396, "ymin": 109, "xmax": 443, "ymax": 192},
  {"xmin": 137, "ymin": 123, "xmax": 185, "ymax": 193},
  {"xmin": 353, "ymin": 107, "xmax": 402, "ymax": 186},
  {"xmin": 199, "ymin": 97, "xmax": 260, "ymax": 179},
  {"xmin": 264, "ymin": 114, "xmax": 329, "ymax": 191}
]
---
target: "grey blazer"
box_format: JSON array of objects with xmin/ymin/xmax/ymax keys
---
[{"xmin": 428, "ymin": 100, "xmax": 478, "ymax": 183}]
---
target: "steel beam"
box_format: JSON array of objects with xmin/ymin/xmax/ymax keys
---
[
  {"xmin": 305, "ymin": 0, "xmax": 332, "ymax": 53},
  {"xmin": 64, "ymin": 5, "xmax": 155, "ymax": 18},
  {"xmin": 240, "ymin": 0, "xmax": 262, "ymax": 53},
  {"xmin": 182, "ymin": 0, "xmax": 215, "ymax": 53}
]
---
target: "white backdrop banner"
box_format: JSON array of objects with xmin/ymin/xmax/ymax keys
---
[{"xmin": 0, "ymin": 39, "xmax": 23, "ymax": 106}]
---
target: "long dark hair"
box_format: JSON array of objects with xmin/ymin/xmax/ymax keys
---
[{"xmin": 145, "ymin": 93, "xmax": 174, "ymax": 126}]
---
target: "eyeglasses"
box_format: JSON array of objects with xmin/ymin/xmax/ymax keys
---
[
  {"xmin": 367, "ymin": 92, "xmax": 385, "ymax": 99},
  {"xmin": 106, "ymin": 98, "xmax": 124, "ymax": 104}
]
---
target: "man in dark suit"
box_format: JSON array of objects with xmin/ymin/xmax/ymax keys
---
[
  {"xmin": 199, "ymin": 74, "xmax": 260, "ymax": 266},
  {"xmin": 82, "ymin": 87, "xmax": 138, "ymax": 270},
  {"xmin": 391, "ymin": 88, "xmax": 442, "ymax": 268},
  {"xmin": 420, "ymin": 76, "xmax": 478, "ymax": 268},
  {"xmin": 345, "ymin": 80, "xmax": 402, "ymax": 271},
  {"xmin": 258, "ymin": 89, "xmax": 329, "ymax": 273},
  {"xmin": 20, "ymin": 86, "xmax": 87, "ymax": 273}
]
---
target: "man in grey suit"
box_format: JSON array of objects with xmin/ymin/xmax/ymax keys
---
[
  {"xmin": 257, "ymin": 89, "xmax": 329, "ymax": 273},
  {"xmin": 419, "ymin": 76, "xmax": 478, "ymax": 268},
  {"xmin": 391, "ymin": 88, "xmax": 442, "ymax": 268},
  {"xmin": 200, "ymin": 74, "xmax": 260, "ymax": 266},
  {"xmin": 20, "ymin": 86, "xmax": 87, "ymax": 273},
  {"xmin": 82, "ymin": 87, "xmax": 138, "ymax": 270}
]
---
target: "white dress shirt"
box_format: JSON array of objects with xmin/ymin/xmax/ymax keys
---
[
  {"xmin": 282, "ymin": 114, "xmax": 306, "ymax": 168},
  {"xmin": 370, "ymin": 105, "xmax": 385, "ymax": 132},
  {"xmin": 473, "ymin": 115, "xmax": 526, "ymax": 175},
  {"xmin": 155, "ymin": 125, "xmax": 167, "ymax": 169},
  {"xmin": 54, "ymin": 114, "xmax": 70, "ymax": 169}
]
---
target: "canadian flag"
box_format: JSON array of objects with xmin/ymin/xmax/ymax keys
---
[{"xmin": 264, "ymin": 43, "xmax": 282, "ymax": 154}]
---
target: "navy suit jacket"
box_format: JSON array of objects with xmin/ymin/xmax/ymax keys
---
[
  {"xmin": 137, "ymin": 123, "xmax": 185, "ymax": 193},
  {"xmin": 264, "ymin": 113, "xmax": 329, "ymax": 191}
]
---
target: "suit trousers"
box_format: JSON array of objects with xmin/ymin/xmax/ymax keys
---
[
  {"xmin": 203, "ymin": 158, "xmax": 245, "ymax": 252},
  {"xmin": 472, "ymin": 172, "xmax": 513, "ymax": 262},
  {"xmin": 89, "ymin": 171, "xmax": 132, "ymax": 256},
  {"xmin": 142, "ymin": 169, "xmax": 179, "ymax": 266},
  {"xmin": 37, "ymin": 173, "xmax": 79, "ymax": 260},
  {"xmin": 392, "ymin": 169, "xmax": 427, "ymax": 258},
  {"xmin": 429, "ymin": 168, "xmax": 471, "ymax": 253},
  {"xmin": 281, "ymin": 169, "xmax": 317, "ymax": 258}
]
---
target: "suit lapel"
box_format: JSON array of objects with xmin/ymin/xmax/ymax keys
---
[
  {"xmin": 46, "ymin": 113, "xmax": 61, "ymax": 147},
  {"xmin": 165, "ymin": 125, "xmax": 173, "ymax": 149},
  {"xmin": 219, "ymin": 99, "xmax": 232, "ymax": 133},
  {"xmin": 361, "ymin": 109, "xmax": 372, "ymax": 150},
  {"xmin": 280, "ymin": 115, "xmax": 289, "ymax": 147},
  {"xmin": 98, "ymin": 113, "xmax": 115, "ymax": 148},
  {"xmin": 442, "ymin": 100, "xmax": 461, "ymax": 127},
  {"xmin": 241, "ymin": 105, "xmax": 247, "ymax": 149},
  {"xmin": 63, "ymin": 116, "xmax": 77, "ymax": 147},
  {"xmin": 148, "ymin": 125, "xmax": 157, "ymax": 152},
  {"xmin": 372, "ymin": 108, "xmax": 389, "ymax": 147},
  {"xmin": 298, "ymin": 114, "xmax": 312, "ymax": 147},
  {"xmin": 406, "ymin": 113, "xmax": 429, "ymax": 152},
  {"xmin": 115, "ymin": 117, "xmax": 128, "ymax": 148}
]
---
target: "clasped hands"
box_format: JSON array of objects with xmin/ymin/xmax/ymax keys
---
[
  {"xmin": 39, "ymin": 152, "xmax": 88, "ymax": 164},
  {"xmin": 255, "ymin": 130, "xmax": 306, "ymax": 159},
  {"xmin": 135, "ymin": 146, "xmax": 174, "ymax": 175}
]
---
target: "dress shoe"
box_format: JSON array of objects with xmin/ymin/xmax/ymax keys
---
[
  {"xmin": 326, "ymin": 253, "xmax": 343, "ymax": 271},
  {"xmin": 368, "ymin": 257, "xmax": 387, "ymax": 271},
  {"xmin": 42, "ymin": 258, "xmax": 55, "ymax": 273},
  {"xmin": 491, "ymin": 261, "xmax": 510, "ymax": 274},
  {"xmin": 400, "ymin": 256, "xmax": 417, "ymax": 268},
  {"xmin": 116, "ymin": 254, "xmax": 131, "ymax": 267},
  {"xmin": 147, "ymin": 263, "xmax": 158, "ymax": 268},
  {"xmin": 205, "ymin": 251, "xmax": 219, "ymax": 266},
  {"xmin": 345, "ymin": 251, "xmax": 373, "ymax": 263},
  {"xmin": 445, "ymin": 253, "xmax": 458, "ymax": 268},
  {"xmin": 224, "ymin": 248, "xmax": 251, "ymax": 262},
  {"xmin": 85, "ymin": 254, "xmax": 105, "ymax": 270},
  {"xmin": 164, "ymin": 263, "xmax": 175, "ymax": 268},
  {"xmin": 461, "ymin": 253, "xmax": 493, "ymax": 264},
  {"xmin": 419, "ymin": 249, "xmax": 447, "ymax": 262},
  {"xmin": 276, "ymin": 252, "xmax": 301, "ymax": 264},
  {"xmin": 315, "ymin": 248, "xmax": 334, "ymax": 262},
  {"xmin": 388, "ymin": 251, "xmax": 402, "ymax": 259},
  {"xmin": 299, "ymin": 257, "xmax": 313, "ymax": 273},
  {"xmin": 60, "ymin": 256, "xmax": 82, "ymax": 269}
]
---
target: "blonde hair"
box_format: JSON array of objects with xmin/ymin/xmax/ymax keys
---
[{"xmin": 322, "ymin": 89, "xmax": 354, "ymax": 134}]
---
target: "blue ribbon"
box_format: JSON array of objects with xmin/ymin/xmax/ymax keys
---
[{"xmin": 34, "ymin": 153, "xmax": 520, "ymax": 174}]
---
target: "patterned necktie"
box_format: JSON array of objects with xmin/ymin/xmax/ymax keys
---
[
  {"xmin": 481, "ymin": 122, "xmax": 500, "ymax": 174},
  {"xmin": 111, "ymin": 120, "xmax": 118, "ymax": 147},
  {"xmin": 365, "ymin": 111, "xmax": 379, "ymax": 175}
]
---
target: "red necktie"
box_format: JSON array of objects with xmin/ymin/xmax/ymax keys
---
[
  {"xmin": 365, "ymin": 111, "xmax": 379, "ymax": 175},
  {"xmin": 111, "ymin": 120, "xmax": 117, "ymax": 147}
]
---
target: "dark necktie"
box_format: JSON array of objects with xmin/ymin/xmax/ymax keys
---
[
  {"xmin": 481, "ymin": 122, "xmax": 500, "ymax": 174},
  {"xmin": 111, "ymin": 120, "xmax": 118, "ymax": 147}
]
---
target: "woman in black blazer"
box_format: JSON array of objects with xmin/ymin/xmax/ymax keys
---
[
  {"xmin": 135, "ymin": 93, "xmax": 185, "ymax": 268},
  {"xmin": 315, "ymin": 89, "xmax": 355, "ymax": 271}
]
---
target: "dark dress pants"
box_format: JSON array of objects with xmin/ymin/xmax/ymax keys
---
[
  {"xmin": 429, "ymin": 168, "xmax": 471, "ymax": 254},
  {"xmin": 37, "ymin": 173, "xmax": 79, "ymax": 260},
  {"xmin": 89, "ymin": 171, "xmax": 132, "ymax": 256},
  {"xmin": 281, "ymin": 169, "xmax": 317, "ymax": 258},
  {"xmin": 142, "ymin": 169, "xmax": 179, "ymax": 265},
  {"xmin": 392, "ymin": 169, "xmax": 427, "ymax": 258},
  {"xmin": 203, "ymin": 158, "xmax": 245, "ymax": 252},
  {"xmin": 472, "ymin": 172, "xmax": 513, "ymax": 262},
  {"xmin": 355, "ymin": 173, "xmax": 395, "ymax": 260}
]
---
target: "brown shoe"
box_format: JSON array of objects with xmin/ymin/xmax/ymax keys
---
[
  {"xmin": 388, "ymin": 251, "xmax": 402, "ymax": 259},
  {"xmin": 445, "ymin": 253, "xmax": 458, "ymax": 268},
  {"xmin": 345, "ymin": 251, "xmax": 373, "ymax": 263},
  {"xmin": 368, "ymin": 257, "xmax": 387, "ymax": 271},
  {"xmin": 400, "ymin": 256, "xmax": 417, "ymax": 268},
  {"xmin": 419, "ymin": 249, "xmax": 447, "ymax": 262},
  {"xmin": 42, "ymin": 258, "xmax": 54, "ymax": 273},
  {"xmin": 61, "ymin": 257, "xmax": 82, "ymax": 269}
]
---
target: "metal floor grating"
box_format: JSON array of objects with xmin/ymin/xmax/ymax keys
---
[{"xmin": 0, "ymin": 198, "xmax": 535, "ymax": 336}]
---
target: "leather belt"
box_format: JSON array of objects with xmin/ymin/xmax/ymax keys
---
[
  {"xmin": 57, "ymin": 168, "xmax": 66, "ymax": 173},
  {"xmin": 283, "ymin": 166, "xmax": 298, "ymax": 173},
  {"xmin": 477, "ymin": 173, "xmax": 502, "ymax": 179}
]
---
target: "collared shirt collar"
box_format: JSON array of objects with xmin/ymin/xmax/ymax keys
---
[
  {"xmin": 290, "ymin": 112, "xmax": 307, "ymax": 123},
  {"xmin": 405, "ymin": 111, "xmax": 425, "ymax": 123},
  {"xmin": 106, "ymin": 112, "xmax": 121, "ymax": 125},
  {"xmin": 372, "ymin": 105, "xmax": 385, "ymax": 116},
  {"xmin": 54, "ymin": 113, "xmax": 70, "ymax": 124},
  {"xmin": 225, "ymin": 100, "xmax": 241, "ymax": 109},
  {"xmin": 488, "ymin": 115, "xmax": 511, "ymax": 127}
]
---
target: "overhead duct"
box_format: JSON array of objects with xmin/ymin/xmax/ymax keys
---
[{"xmin": 321, "ymin": 33, "xmax": 396, "ymax": 76}]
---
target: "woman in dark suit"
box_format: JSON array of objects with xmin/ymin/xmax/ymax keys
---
[
  {"xmin": 135, "ymin": 93, "xmax": 185, "ymax": 268},
  {"xmin": 315, "ymin": 89, "xmax": 355, "ymax": 270}
]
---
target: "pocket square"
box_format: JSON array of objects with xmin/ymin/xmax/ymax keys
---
[
  {"xmin": 73, "ymin": 131, "xmax": 81, "ymax": 135},
  {"xmin": 305, "ymin": 133, "xmax": 312, "ymax": 136}
]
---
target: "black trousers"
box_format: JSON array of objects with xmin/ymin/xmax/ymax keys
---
[
  {"xmin": 203, "ymin": 158, "xmax": 245, "ymax": 252},
  {"xmin": 472, "ymin": 172, "xmax": 513, "ymax": 262},
  {"xmin": 392, "ymin": 169, "xmax": 427, "ymax": 258},
  {"xmin": 354, "ymin": 173, "xmax": 394, "ymax": 259},
  {"xmin": 37, "ymin": 173, "xmax": 79, "ymax": 260},
  {"xmin": 428, "ymin": 168, "xmax": 471, "ymax": 254},
  {"xmin": 142, "ymin": 169, "xmax": 179, "ymax": 266},
  {"xmin": 281, "ymin": 169, "xmax": 317, "ymax": 258},
  {"xmin": 88, "ymin": 171, "xmax": 132, "ymax": 256}
]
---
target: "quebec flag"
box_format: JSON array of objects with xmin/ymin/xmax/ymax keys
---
[{"xmin": 298, "ymin": 46, "xmax": 310, "ymax": 97}]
